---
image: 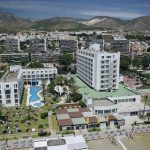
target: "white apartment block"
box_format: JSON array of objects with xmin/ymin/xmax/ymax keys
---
[
  {"xmin": 0, "ymin": 66, "xmax": 23, "ymax": 107},
  {"xmin": 23, "ymin": 66, "xmax": 57, "ymax": 85},
  {"xmin": 77, "ymin": 48, "xmax": 120, "ymax": 91},
  {"xmin": 0, "ymin": 65, "xmax": 57, "ymax": 107}
]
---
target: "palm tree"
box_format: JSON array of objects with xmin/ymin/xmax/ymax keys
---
[
  {"xmin": 0, "ymin": 104, "xmax": 3, "ymax": 117},
  {"xmin": 42, "ymin": 79, "xmax": 46, "ymax": 104},
  {"xmin": 143, "ymin": 95, "xmax": 148, "ymax": 116}
]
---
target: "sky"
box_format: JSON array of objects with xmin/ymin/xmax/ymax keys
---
[{"xmin": 0, "ymin": 0, "xmax": 150, "ymax": 19}]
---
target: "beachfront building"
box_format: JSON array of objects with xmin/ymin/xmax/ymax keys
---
[
  {"xmin": 77, "ymin": 49, "xmax": 120, "ymax": 91},
  {"xmin": 77, "ymin": 47, "xmax": 120, "ymax": 91},
  {"xmin": 55, "ymin": 106, "xmax": 125, "ymax": 130},
  {"xmin": 23, "ymin": 65, "xmax": 57, "ymax": 85},
  {"xmin": 33, "ymin": 135, "xmax": 88, "ymax": 150},
  {"xmin": 74, "ymin": 77, "xmax": 150, "ymax": 117},
  {"xmin": 0, "ymin": 65, "xmax": 23, "ymax": 107},
  {"xmin": 0, "ymin": 65, "xmax": 57, "ymax": 107}
]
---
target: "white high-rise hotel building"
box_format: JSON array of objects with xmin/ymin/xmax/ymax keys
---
[{"xmin": 77, "ymin": 44, "xmax": 120, "ymax": 91}]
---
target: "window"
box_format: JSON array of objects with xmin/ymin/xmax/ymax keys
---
[
  {"xmin": 5, "ymin": 90, "xmax": 10, "ymax": 94},
  {"xmin": 104, "ymin": 110, "xmax": 111, "ymax": 114},
  {"xmin": 6, "ymin": 95, "xmax": 10, "ymax": 99},
  {"xmin": 0, "ymin": 95, "xmax": 1, "ymax": 99},
  {"xmin": 0, "ymin": 100, "xmax": 2, "ymax": 104},
  {"xmin": 6, "ymin": 85, "xmax": 9, "ymax": 88},
  {"xmin": 6, "ymin": 100, "xmax": 11, "ymax": 104},
  {"xmin": 15, "ymin": 99, "xmax": 18, "ymax": 103},
  {"xmin": 102, "ymin": 56, "xmax": 104, "ymax": 59},
  {"xmin": 112, "ymin": 109, "xmax": 116, "ymax": 113},
  {"xmin": 107, "ymin": 56, "xmax": 111, "ymax": 58},
  {"xmin": 14, "ymin": 89, "xmax": 18, "ymax": 93},
  {"xmin": 14, "ymin": 94, "xmax": 18, "ymax": 98},
  {"xmin": 98, "ymin": 110, "xmax": 103, "ymax": 114}
]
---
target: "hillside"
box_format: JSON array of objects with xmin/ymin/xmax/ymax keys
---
[
  {"xmin": 0, "ymin": 13, "xmax": 150, "ymax": 31},
  {"xmin": 124, "ymin": 16, "xmax": 150, "ymax": 31},
  {"xmin": 0, "ymin": 12, "xmax": 35, "ymax": 31}
]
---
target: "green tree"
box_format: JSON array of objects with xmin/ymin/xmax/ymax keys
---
[
  {"xmin": 143, "ymin": 95, "xmax": 148, "ymax": 116},
  {"xmin": 29, "ymin": 61, "xmax": 44, "ymax": 68},
  {"xmin": 141, "ymin": 56, "xmax": 150, "ymax": 69},
  {"xmin": 79, "ymin": 100, "xmax": 86, "ymax": 107},
  {"xmin": 120, "ymin": 56, "xmax": 131, "ymax": 72},
  {"xmin": 59, "ymin": 53, "xmax": 73, "ymax": 69},
  {"xmin": 132, "ymin": 57, "xmax": 141, "ymax": 68},
  {"xmin": 40, "ymin": 112, "xmax": 48, "ymax": 126}
]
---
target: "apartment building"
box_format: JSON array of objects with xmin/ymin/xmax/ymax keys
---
[
  {"xmin": 59, "ymin": 40, "xmax": 78, "ymax": 53},
  {"xmin": 111, "ymin": 36, "xmax": 129, "ymax": 52},
  {"xmin": 0, "ymin": 53, "xmax": 29, "ymax": 63},
  {"xmin": 77, "ymin": 48, "xmax": 120, "ymax": 91},
  {"xmin": 0, "ymin": 65, "xmax": 57, "ymax": 106},
  {"xmin": 6, "ymin": 38, "xmax": 20, "ymax": 52},
  {"xmin": 0, "ymin": 66, "xmax": 23, "ymax": 107},
  {"xmin": 23, "ymin": 66, "xmax": 57, "ymax": 85}
]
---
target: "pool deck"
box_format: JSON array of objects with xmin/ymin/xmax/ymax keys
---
[{"xmin": 74, "ymin": 77, "xmax": 140, "ymax": 99}]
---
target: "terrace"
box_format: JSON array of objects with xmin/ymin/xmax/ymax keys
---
[{"xmin": 74, "ymin": 77, "xmax": 139, "ymax": 99}]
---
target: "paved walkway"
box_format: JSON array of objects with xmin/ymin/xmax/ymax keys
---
[{"xmin": 48, "ymin": 111, "xmax": 56, "ymax": 136}]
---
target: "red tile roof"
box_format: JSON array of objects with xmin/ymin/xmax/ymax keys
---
[
  {"xmin": 69, "ymin": 112, "xmax": 83, "ymax": 118},
  {"xmin": 56, "ymin": 109, "xmax": 68, "ymax": 115},
  {"xmin": 78, "ymin": 107, "xmax": 91, "ymax": 112},
  {"xmin": 85, "ymin": 116, "xmax": 98, "ymax": 124},
  {"xmin": 58, "ymin": 119, "xmax": 73, "ymax": 126}
]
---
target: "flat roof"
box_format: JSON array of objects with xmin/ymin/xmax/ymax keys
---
[
  {"xmin": 0, "ymin": 70, "xmax": 19, "ymax": 82},
  {"xmin": 57, "ymin": 114, "xmax": 70, "ymax": 120},
  {"xmin": 74, "ymin": 77, "xmax": 139, "ymax": 99},
  {"xmin": 93, "ymin": 99, "xmax": 114, "ymax": 106},
  {"xmin": 71, "ymin": 117, "xmax": 86, "ymax": 125}
]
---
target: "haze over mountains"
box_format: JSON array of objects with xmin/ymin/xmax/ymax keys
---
[{"xmin": 0, "ymin": 12, "xmax": 150, "ymax": 31}]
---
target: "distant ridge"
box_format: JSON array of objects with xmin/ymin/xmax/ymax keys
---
[{"xmin": 0, "ymin": 13, "xmax": 150, "ymax": 31}]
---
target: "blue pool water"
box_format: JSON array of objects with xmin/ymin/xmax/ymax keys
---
[{"xmin": 29, "ymin": 86, "xmax": 42, "ymax": 102}]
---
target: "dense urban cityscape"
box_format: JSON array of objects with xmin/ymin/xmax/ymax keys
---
[{"xmin": 0, "ymin": 0, "xmax": 150, "ymax": 150}]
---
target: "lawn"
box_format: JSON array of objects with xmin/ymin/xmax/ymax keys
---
[{"xmin": 0, "ymin": 87, "xmax": 50, "ymax": 140}]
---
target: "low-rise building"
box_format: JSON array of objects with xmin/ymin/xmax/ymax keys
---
[
  {"xmin": 55, "ymin": 106, "xmax": 125, "ymax": 131},
  {"xmin": 33, "ymin": 135, "xmax": 88, "ymax": 150},
  {"xmin": 111, "ymin": 35, "xmax": 129, "ymax": 52},
  {"xmin": 23, "ymin": 66, "xmax": 57, "ymax": 85},
  {"xmin": 0, "ymin": 53, "xmax": 29, "ymax": 63},
  {"xmin": 74, "ymin": 77, "xmax": 150, "ymax": 117},
  {"xmin": 59, "ymin": 40, "xmax": 78, "ymax": 53}
]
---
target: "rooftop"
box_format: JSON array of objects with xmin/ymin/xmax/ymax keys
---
[
  {"xmin": 0, "ymin": 70, "xmax": 19, "ymax": 82},
  {"xmin": 74, "ymin": 77, "xmax": 139, "ymax": 99},
  {"xmin": 92, "ymin": 99, "xmax": 114, "ymax": 106}
]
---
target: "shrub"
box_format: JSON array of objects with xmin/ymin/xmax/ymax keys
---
[
  {"xmin": 38, "ymin": 131, "xmax": 50, "ymax": 136},
  {"xmin": 40, "ymin": 112, "xmax": 48, "ymax": 120},
  {"xmin": 38, "ymin": 124, "xmax": 44, "ymax": 129}
]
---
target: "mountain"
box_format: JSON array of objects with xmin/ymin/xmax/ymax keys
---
[
  {"xmin": 32, "ymin": 17, "xmax": 87, "ymax": 30},
  {"xmin": 80, "ymin": 16, "xmax": 128, "ymax": 28},
  {"xmin": 0, "ymin": 12, "xmax": 35, "ymax": 31},
  {"xmin": 0, "ymin": 13, "xmax": 150, "ymax": 31},
  {"xmin": 124, "ymin": 16, "xmax": 150, "ymax": 31}
]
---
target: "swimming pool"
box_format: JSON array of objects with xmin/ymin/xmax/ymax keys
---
[{"xmin": 29, "ymin": 86, "xmax": 43, "ymax": 107}]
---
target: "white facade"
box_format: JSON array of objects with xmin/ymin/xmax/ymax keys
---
[
  {"xmin": 33, "ymin": 135, "xmax": 88, "ymax": 150},
  {"xmin": 23, "ymin": 67, "xmax": 57, "ymax": 85},
  {"xmin": 86, "ymin": 94, "xmax": 150, "ymax": 117},
  {"xmin": 0, "ymin": 65, "xmax": 57, "ymax": 107},
  {"xmin": 77, "ymin": 49, "xmax": 120, "ymax": 91},
  {"xmin": 0, "ymin": 65, "xmax": 23, "ymax": 107}
]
